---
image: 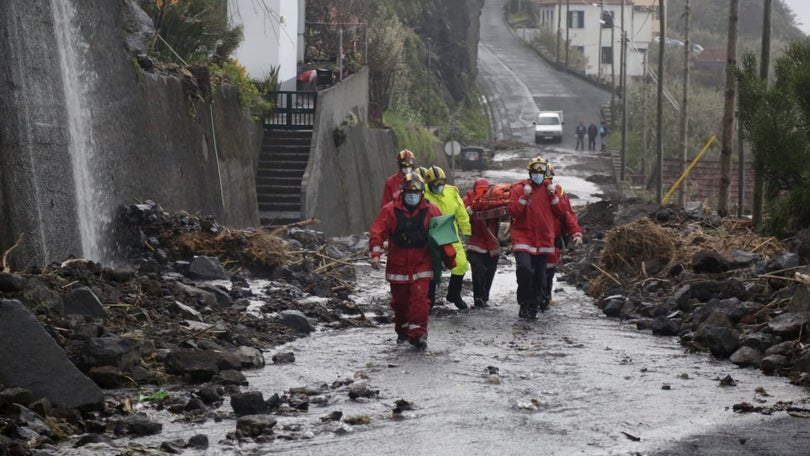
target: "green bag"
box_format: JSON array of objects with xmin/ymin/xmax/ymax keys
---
[
  {"xmin": 428, "ymin": 215, "xmax": 458, "ymax": 284},
  {"xmin": 428, "ymin": 214, "xmax": 459, "ymax": 246}
]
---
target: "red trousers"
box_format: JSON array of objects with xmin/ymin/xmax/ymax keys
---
[{"xmin": 389, "ymin": 278, "xmax": 431, "ymax": 342}]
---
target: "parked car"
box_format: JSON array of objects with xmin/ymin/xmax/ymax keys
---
[
  {"xmin": 460, "ymin": 146, "xmax": 488, "ymax": 171},
  {"xmin": 533, "ymin": 110, "xmax": 564, "ymax": 143}
]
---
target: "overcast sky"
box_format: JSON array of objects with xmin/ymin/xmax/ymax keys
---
[{"xmin": 783, "ymin": 0, "xmax": 810, "ymax": 35}]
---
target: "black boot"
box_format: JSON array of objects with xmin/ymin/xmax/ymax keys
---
[
  {"xmin": 527, "ymin": 303, "xmax": 539, "ymax": 320},
  {"xmin": 446, "ymin": 274, "xmax": 468, "ymax": 310},
  {"xmin": 518, "ymin": 302, "xmax": 528, "ymax": 319}
]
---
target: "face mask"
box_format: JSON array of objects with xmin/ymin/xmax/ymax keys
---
[
  {"xmin": 401, "ymin": 167, "xmax": 413, "ymax": 175},
  {"xmin": 403, "ymin": 193, "xmax": 421, "ymax": 206},
  {"xmin": 430, "ymin": 184, "xmax": 444, "ymax": 194},
  {"xmin": 530, "ymin": 173, "xmax": 543, "ymax": 185}
]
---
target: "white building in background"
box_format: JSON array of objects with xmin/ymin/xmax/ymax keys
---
[
  {"xmin": 228, "ymin": 0, "xmax": 305, "ymax": 90},
  {"xmin": 532, "ymin": 0, "xmax": 660, "ymax": 80}
]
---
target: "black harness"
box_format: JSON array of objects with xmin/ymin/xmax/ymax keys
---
[{"xmin": 391, "ymin": 207, "xmax": 428, "ymax": 248}]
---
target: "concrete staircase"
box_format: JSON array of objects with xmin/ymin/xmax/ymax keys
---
[{"xmin": 256, "ymin": 129, "xmax": 312, "ymax": 227}]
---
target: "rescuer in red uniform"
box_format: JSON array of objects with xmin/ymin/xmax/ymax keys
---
[
  {"xmin": 508, "ymin": 157, "xmax": 565, "ymax": 319},
  {"xmin": 380, "ymin": 149, "xmax": 416, "ymax": 208},
  {"xmin": 370, "ymin": 172, "xmax": 454, "ymax": 350},
  {"xmin": 463, "ymin": 178, "xmax": 504, "ymax": 308}
]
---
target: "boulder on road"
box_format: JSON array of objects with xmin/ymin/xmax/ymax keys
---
[{"xmin": 0, "ymin": 299, "xmax": 103, "ymax": 410}]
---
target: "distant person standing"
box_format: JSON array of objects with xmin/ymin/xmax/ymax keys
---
[
  {"xmin": 599, "ymin": 120, "xmax": 607, "ymax": 152},
  {"xmin": 587, "ymin": 121, "xmax": 598, "ymax": 151},
  {"xmin": 575, "ymin": 120, "xmax": 586, "ymax": 151}
]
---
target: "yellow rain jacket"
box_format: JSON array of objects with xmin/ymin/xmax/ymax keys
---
[{"xmin": 424, "ymin": 184, "xmax": 470, "ymax": 275}]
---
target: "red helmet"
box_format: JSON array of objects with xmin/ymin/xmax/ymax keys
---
[
  {"xmin": 474, "ymin": 178, "xmax": 490, "ymax": 189},
  {"xmin": 397, "ymin": 149, "xmax": 415, "ymax": 167}
]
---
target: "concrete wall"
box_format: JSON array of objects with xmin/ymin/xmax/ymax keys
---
[
  {"xmin": 0, "ymin": 0, "xmax": 260, "ymax": 269},
  {"xmin": 302, "ymin": 67, "xmax": 394, "ymax": 236}
]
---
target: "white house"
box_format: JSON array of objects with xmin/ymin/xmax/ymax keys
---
[
  {"xmin": 532, "ymin": 0, "xmax": 660, "ymax": 80},
  {"xmin": 228, "ymin": 0, "xmax": 305, "ymax": 90}
]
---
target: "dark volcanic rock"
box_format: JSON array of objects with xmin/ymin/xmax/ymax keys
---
[{"xmin": 0, "ymin": 300, "xmax": 103, "ymax": 410}]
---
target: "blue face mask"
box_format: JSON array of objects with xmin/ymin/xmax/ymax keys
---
[
  {"xmin": 403, "ymin": 192, "xmax": 421, "ymax": 206},
  {"xmin": 530, "ymin": 173, "xmax": 544, "ymax": 185},
  {"xmin": 431, "ymin": 184, "xmax": 445, "ymax": 194}
]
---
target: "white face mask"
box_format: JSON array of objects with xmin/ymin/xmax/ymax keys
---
[
  {"xmin": 401, "ymin": 167, "xmax": 413, "ymax": 175},
  {"xmin": 431, "ymin": 184, "xmax": 445, "ymax": 194},
  {"xmin": 530, "ymin": 173, "xmax": 544, "ymax": 185},
  {"xmin": 403, "ymin": 192, "xmax": 421, "ymax": 206}
]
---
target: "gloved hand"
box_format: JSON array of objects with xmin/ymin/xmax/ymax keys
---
[
  {"xmin": 546, "ymin": 183, "xmax": 556, "ymax": 196},
  {"xmin": 370, "ymin": 256, "xmax": 381, "ymax": 270},
  {"xmin": 523, "ymin": 184, "xmax": 533, "ymax": 196},
  {"xmin": 443, "ymin": 255, "xmax": 457, "ymax": 269},
  {"xmin": 572, "ymin": 235, "xmax": 583, "ymax": 247}
]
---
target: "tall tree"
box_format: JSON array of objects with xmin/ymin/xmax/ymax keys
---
[{"xmin": 718, "ymin": 0, "xmax": 739, "ymax": 216}]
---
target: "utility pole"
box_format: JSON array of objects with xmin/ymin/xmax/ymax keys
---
[
  {"xmin": 753, "ymin": 0, "xmax": 772, "ymax": 229},
  {"xmin": 678, "ymin": 0, "xmax": 691, "ymax": 208},
  {"xmin": 597, "ymin": 0, "xmax": 604, "ymax": 81},
  {"xmin": 426, "ymin": 37, "xmax": 432, "ymax": 129},
  {"xmin": 610, "ymin": 13, "xmax": 615, "ymax": 110},
  {"xmin": 656, "ymin": 0, "xmax": 665, "ymax": 203},
  {"xmin": 642, "ymin": 50, "xmax": 647, "ymax": 186},
  {"xmin": 556, "ymin": 0, "xmax": 562, "ymax": 65},
  {"xmin": 620, "ymin": 0, "xmax": 626, "ymax": 181},
  {"xmin": 565, "ymin": 0, "xmax": 570, "ymax": 68},
  {"xmin": 718, "ymin": 0, "xmax": 739, "ymax": 216},
  {"xmin": 621, "ymin": 30, "xmax": 627, "ymax": 181}
]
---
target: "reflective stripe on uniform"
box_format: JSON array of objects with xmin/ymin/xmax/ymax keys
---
[
  {"xmin": 513, "ymin": 243, "xmax": 540, "ymax": 254},
  {"xmin": 467, "ymin": 244, "xmax": 488, "ymax": 254},
  {"xmin": 386, "ymin": 270, "xmax": 434, "ymax": 282},
  {"xmin": 513, "ymin": 244, "xmax": 555, "ymax": 255},
  {"xmin": 372, "ymin": 246, "xmax": 384, "ymax": 254}
]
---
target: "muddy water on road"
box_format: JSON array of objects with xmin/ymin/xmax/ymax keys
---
[{"xmin": 238, "ymin": 262, "xmax": 810, "ymax": 455}]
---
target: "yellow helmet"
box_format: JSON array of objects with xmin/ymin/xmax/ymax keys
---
[
  {"xmin": 423, "ymin": 165, "xmax": 446, "ymax": 185},
  {"xmin": 400, "ymin": 172, "xmax": 425, "ymax": 192},
  {"xmin": 527, "ymin": 156, "xmax": 549, "ymax": 173},
  {"xmin": 397, "ymin": 149, "xmax": 415, "ymax": 168},
  {"xmin": 546, "ymin": 163, "xmax": 555, "ymax": 179},
  {"xmin": 414, "ymin": 166, "xmax": 428, "ymax": 180}
]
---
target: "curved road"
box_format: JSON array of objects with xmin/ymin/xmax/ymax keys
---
[{"xmin": 478, "ymin": 0, "xmax": 610, "ymax": 147}]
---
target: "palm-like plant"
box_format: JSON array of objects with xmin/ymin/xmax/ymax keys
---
[{"xmin": 139, "ymin": 0, "xmax": 242, "ymax": 65}]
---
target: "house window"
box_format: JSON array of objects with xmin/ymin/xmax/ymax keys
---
[
  {"xmin": 567, "ymin": 11, "xmax": 584, "ymax": 29},
  {"xmin": 602, "ymin": 11, "xmax": 614, "ymax": 28},
  {"xmin": 601, "ymin": 46, "xmax": 613, "ymax": 65}
]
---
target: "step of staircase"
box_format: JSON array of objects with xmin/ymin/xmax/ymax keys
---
[{"xmin": 256, "ymin": 129, "xmax": 313, "ymax": 225}]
